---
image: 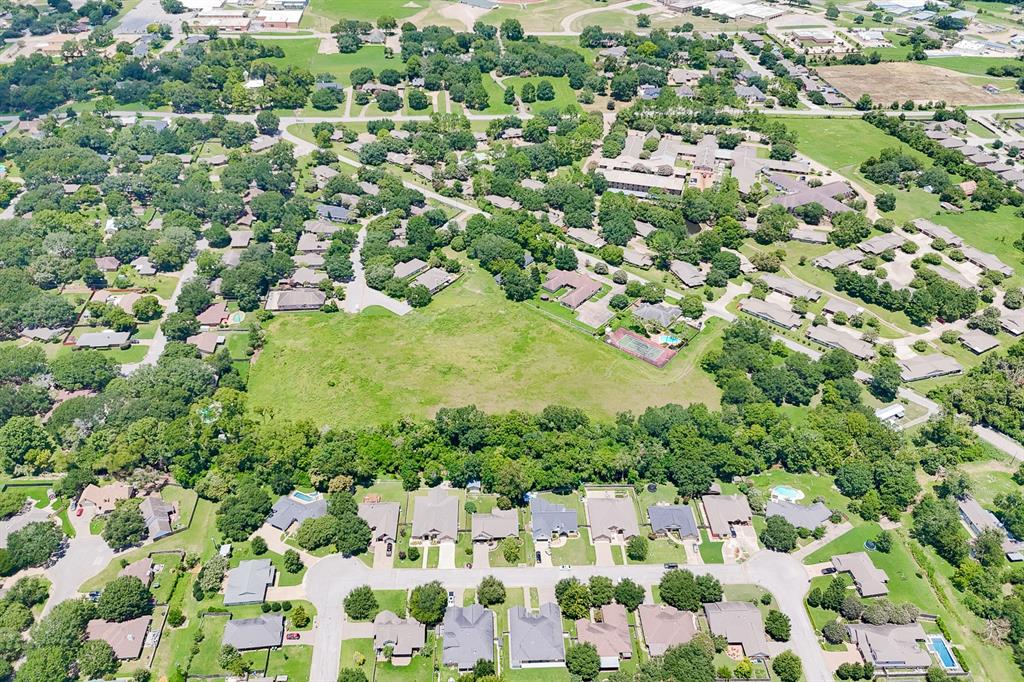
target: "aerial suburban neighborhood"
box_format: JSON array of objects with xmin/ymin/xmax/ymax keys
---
[{"xmin": 0, "ymin": 0, "xmax": 1023, "ymax": 680}]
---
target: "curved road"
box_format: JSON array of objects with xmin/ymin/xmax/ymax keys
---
[{"xmin": 304, "ymin": 550, "xmax": 828, "ymax": 682}]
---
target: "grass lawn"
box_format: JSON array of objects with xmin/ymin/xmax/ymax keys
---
[
  {"xmin": 248, "ymin": 265, "xmax": 723, "ymax": 428},
  {"xmin": 954, "ymin": 459, "xmax": 1019, "ymax": 507},
  {"xmin": 339, "ymin": 635, "xmax": 438, "ymax": 682},
  {"xmin": 745, "ymin": 469, "xmax": 850, "ymax": 513},
  {"xmin": 189, "ymin": 614, "xmax": 230, "ymax": 676},
  {"xmin": 698, "ymin": 530, "xmax": 724, "ymax": 564},
  {"xmin": 503, "ymin": 76, "xmax": 580, "ymax": 114},
  {"xmin": 550, "ymin": 528, "xmax": 597, "ymax": 566},
  {"xmin": 930, "ymin": 56, "xmax": 1024, "ymax": 77},
  {"xmin": 82, "ymin": 498, "xmax": 218, "ymax": 592},
  {"xmin": 804, "ymin": 522, "xmax": 941, "ymax": 613},
  {"xmin": 0, "ymin": 481, "xmax": 52, "ymax": 508},
  {"xmin": 228, "ymin": 539, "xmax": 306, "ymax": 587},
  {"xmin": 258, "ymin": 40, "xmax": 393, "ymax": 87},
  {"xmin": 301, "ymin": 0, "xmax": 419, "ymax": 28},
  {"xmin": 486, "ymin": 0, "xmax": 599, "ymax": 33},
  {"xmin": 480, "ymin": 74, "xmax": 515, "ymax": 116},
  {"xmin": 149, "ymin": 552, "xmax": 182, "ymax": 604},
  {"xmin": 374, "ymin": 589, "xmax": 408, "ymax": 619},
  {"xmin": 266, "ymin": 645, "xmax": 312, "ymax": 679}
]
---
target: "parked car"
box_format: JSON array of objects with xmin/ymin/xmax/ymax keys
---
[
  {"xmin": 447, "ymin": 591, "xmax": 455, "ymax": 606},
  {"xmin": 664, "ymin": 563, "xmax": 678, "ymax": 569},
  {"xmin": 75, "ymin": 507, "xmax": 83, "ymax": 517},
  {"xmin": 386, "ymin": 542, "xmax": 393, "ymax": 557},
  {"xmin": 286, "ymin": 633, "xmax": 300, "ymax": 640},
  {"xmin": 535, "ymin": 551, "xmax": 542, "ymax": 563}
]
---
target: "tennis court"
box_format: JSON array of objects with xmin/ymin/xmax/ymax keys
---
[{"xmin": 606, "ymin": 328, "xmax": 676, "ymax": 367}]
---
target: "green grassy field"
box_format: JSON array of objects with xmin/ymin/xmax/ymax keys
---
[
  {"xmin": 930, "ymin": 56, "xmax": 1024, "ymax": 77},
  {"xmin": 247, "ymin": 266, "xmax": 724, "ymax": 428},
  {"xmin": 259, "ymin": 40, "xmax": 394, "ymax": 87},
  {"xmin": 503, "ymin": 76, "xmax": 580, "ymax": 114},
  {"xmin": 301, "ymin": 0, "xmax": 420, "ymax": 29}
]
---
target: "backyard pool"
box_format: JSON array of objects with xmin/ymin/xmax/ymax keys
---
[
  {"xmin": 929, "ymin": 636, "xmax": 957, "ymax": 670},
  {"xmin": 658, "ymin": 335, "xmax": 681, "ymax": 346},
  {"xmin": 291, "ymin": 490, "xmax": 320, "ymax": 503},
  {"xmin": 771, "ymin": 485, "xmax": 804, "ymax": 502},
  {"xmin": 228, "ymin": 311, "xmax": 246, "ymax": 325}
]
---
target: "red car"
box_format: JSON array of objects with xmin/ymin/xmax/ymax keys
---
[
  {"xmin": 286, "ymin": 633, "xmax": 300, "ymax": 640},
  {"xmin": 75, "ymin": 508, "xmax": 83, "ymax": 517}
]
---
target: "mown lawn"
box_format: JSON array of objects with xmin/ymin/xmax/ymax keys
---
[
  {"xmin": 259, "ymin": 40, "xmax": 394, "ymax": 87},
  {"xmin": 502, "ymin": 76, "xmax": 581, "ymax": 114},
  {"xmin": 301, "ymin": 0, "xmax": 420, "ymax": 28},
  {"xmin": 550, "ymin": 528, "xmax": 597, "ymax": 566},
  {"xmin": 804, "ymin": 522, "xmax": 941, "ymax": 613},
  {"xmin": 698, "ymin": 530, "xmax": 724, "ymax": 564},
  {"xmin": 248, "ymin": 266, "xmax": 723, "ymax": 428}
]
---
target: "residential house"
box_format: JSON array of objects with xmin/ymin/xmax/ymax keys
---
[
  {"xmin": 87, "ymin": 616, "xmax": 152, "ymax": 659},
  {"xmin": 858, "ymin": 233, "xmax": 905, "ymax": 255},
  {"xmin": 76, "ymin": 331, "xmax": 131, "ymax": 349},
  {"xmin": 79, "ymin": 483, "xmax": 133, "ymax": 514},
  {"xmin": 637, "ymin": 604, "xmax": 698, "ymax": 656},
  {"xmin": 442, "ymin": 604, "xmax": 494, "ymax": 670},
  {"xmin": 669, "ymin": 260, "xmax": 707, "ymax": 287},
  {"xmin": 508, "ymin": 604, "xmax": 565, "ymax": 668},
  {"xmin": 702, "ymin": 494, "xmax": 752, "ymax": 539},
  {"xmin": 806, "ymin": 325, "xmax": 875, "ymax": 360},
  {"xmin": 374, "ymin": 611, "xmax": 426, "ymax": 665},
  {"xmin": 648, "ymin": 504, "xmax": 699, "ymax": 539},
  {"xmin": 704, "ymin": 602, "xmax": 770, "ymax": 660},
  {"xmin": 222, "ymin": 615, "xmax": 284, "ymax": 651},
  {"xmin": 898, "ymin": 354, "xmax": 963, "ymax": 382},
  {"xmin": 411, "ymin": 488, "xmax": 459, "ymax": 543},
  {"xmin": 186, "ymin": 331, "xmax": 225, "ymax": 356},
  {"xmin": 471, "ymin": 509, "xmax": 519, "ymax": 542},
  {"xmin": 739, "ymin": 298, "xmax": 800, "ymax": 330},
  {"xmin": 765, "ymin": 500, "xmax": 831, "ymax": 530},
  {"xmin": 542, "ymin": 270, "xmax": 602, "ymax": 310},
  {"xmin": 760, "ymin": 273, "xmax": 821, "ymax": 300},
  {"xmin": 196, "ymin": 302, "xmax": 229, "ymax": 327},
  {"xmin": 960, "ymin": 328, "xmax": 999, "ymax": 355},
  {"xmin": 832, "ymin": 552, "xmax": 889, "ymax": 597},
  {"xmin": 847, "ymin": 623, "xmax": 931, "ymax": 669},
  {"xmin": 814, "ymin": 248, "xmax": 865, "ymax": 270},
  {"xmin": 586, "ymin": 496, "xmax": 640, "ymax": 542},
  {"xmin": 634, "ymin": 303, "xmax": 681, "ymax": 329},
  {"xmin": 119, "ymin": 557, "xmax": 153, "ymax": 586},
  {"xmin": 576, "ymin": 604, "xmax": 632, "ymax": 669},
  {"xmin": 267, "ymin": 495, "xmax": 327, "ymax": 532},
  {"xmin": 139, "ymin": 495, "xmax": 176, "ymax": 540},
  {"xmin": 223, "ymin": 559, "xmax": 275, "ymax": 605},
  {"xmin": 265, "ymin": 289, "xmax": 326, "ymax": 312},
  {"xmin": 957, "ymin": 496, "xmax": 1024, "ymax": 562},
  {"xmin": 412, "ymin": 267, "xmax": 455, "ymax": 295},
  {"xmin": 529, "ymin": 497, "xmax": 579, "ymax": 541},
  {"xmin": 358, "ymin": 502, "xmax": 400, "ymax": 543}
]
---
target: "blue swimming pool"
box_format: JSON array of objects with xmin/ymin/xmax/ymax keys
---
[
  {"xmin": 772, "ymin": 485, "xmax": 804, "ymax": 502},
  {"xmin": 292, "ymin": 491, "xmax": 318, "ymax": 502},
  {"xmin": 930, "ymin": 636, "xmax": 956, "ymax": 669},
  {"xmin": 658, "ymin": 335, "xmax": 681, "ymax": 345}
]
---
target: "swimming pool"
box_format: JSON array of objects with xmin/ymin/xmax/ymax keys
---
[
  {"xmin": 228, "ymin": 311, "xmax": 246, "ymax": 325},
  {"xmin": 291, "ymin": 491, "xmax": 319, "ymax": 503},
  {"xmin": 771, "ymin": 485, "xmax": 804, "ymax": 502},
  {"xmin": 658, "ymin": 335, "xmax": 681, "ymax": 345},
  {"xmin": 929, "ymin": 636, "xmax": 956, "ymax": 669}
]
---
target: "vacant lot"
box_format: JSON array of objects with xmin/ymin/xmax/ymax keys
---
[
  {"xmin": 258, "ymin": 40, "xmax": 393, "ymax": 87},
  {"xmin": 818, "ymin": 62, "xmax": 1024, "ymax": 105},
  {"xmin": 247, "ymin": 266, "xmax": 723, "ymax": 428}
]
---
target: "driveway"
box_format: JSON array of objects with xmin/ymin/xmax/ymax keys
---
[
  {"xmin": 0, "ymin": 503, "xmax": 52, "ymax": 547},
  {"xmin": 437, "ymin": 541, "xmax": 456, "ymax": 569},
  {"xmin": 594, "ymin": 540, "xmax": 614, "ymax": 567},
  {"xmin": 472, "ymin": 543, "xmax": 490, "ymax": 570},
  {"xmin": 42, "ymin": 507, "xmax": 114, "ymax": 615},
  {"xmin": 372, "ymin": 541, "xmax": 394, "ymax": 569}
]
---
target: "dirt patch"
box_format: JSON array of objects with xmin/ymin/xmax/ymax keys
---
[{"xmin": 818, "ymin": 62, "xmax": 1024, "ymax": 106}]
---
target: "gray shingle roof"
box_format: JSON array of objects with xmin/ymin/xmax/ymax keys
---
[
  {"xmin": 222, "ymin": 615, "xmax": 284, "ymax": 650},
  {"xmin": 765, "ymin": 500, "xmax": 831, "ymax": 530},
  {"xmin": 648, "ymin": 504, "xmax": 699, "ymax": 537},
  {"xmin": 443, "ymin": 604, "xmax": 495, "ymax": 669},
  {"xmin": 267, "ymin": 495, "xmax": 327, "ymax": 531},
  {"xmin": 509, "ymin": 604, "xmax": 564, "ymax": 668},
  {"xmin": 223, "ymin": 560, "xmax": 275, "ymax": 605},
  {"xmin": 530, "ymin": 497, "xmax": 578, "ymax": 541}
]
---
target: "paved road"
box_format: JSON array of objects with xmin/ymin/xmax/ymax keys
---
[
  {"xmin": 41, "ymin": 507, "xmax": 114, "ymax": 616},
  {"xmin": 305, "ymin": 550, "xmax": 830, "ymax": 682},
  {"xmin": 973, "ymin": 425, "xmax": 1024, "ymax": 462},
  {"xmin": 341, "ymin": 227, "xmax": 412, "ymax": 316}
]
